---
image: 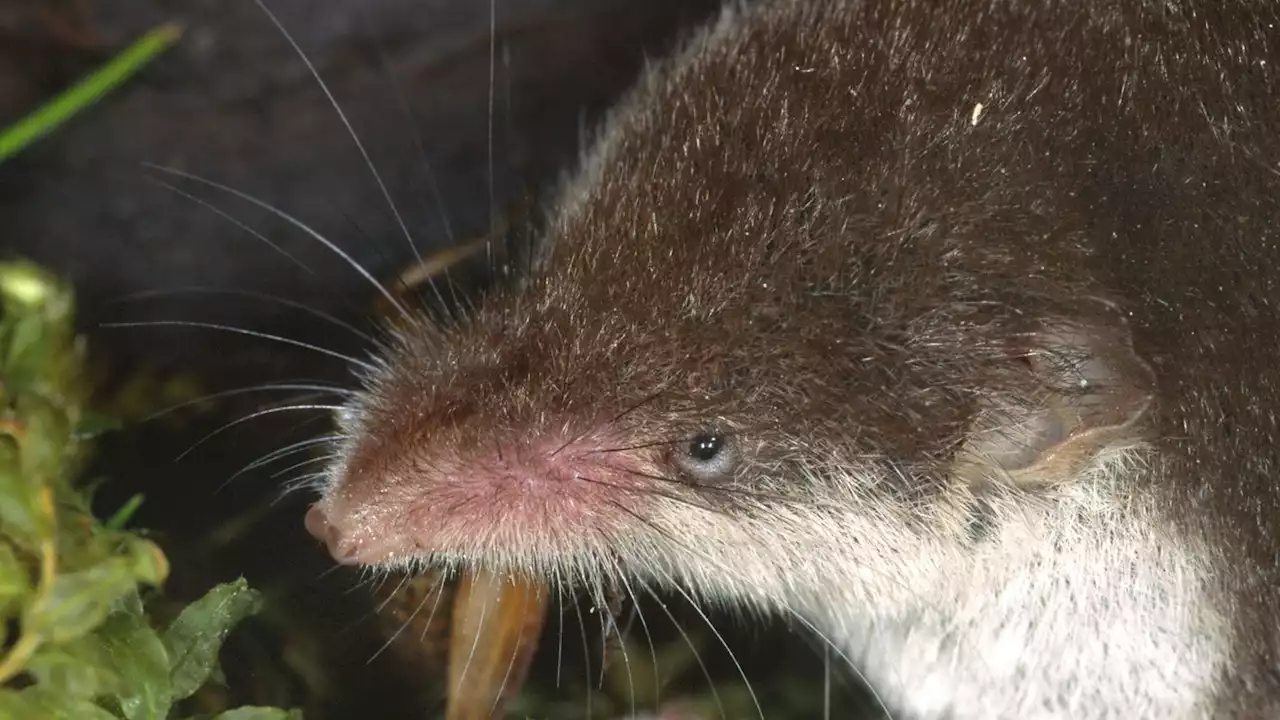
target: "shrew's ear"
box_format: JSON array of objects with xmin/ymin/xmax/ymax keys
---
[{"xmin": 955, "ymin": 308, "xmax": 1155, "ymax": 487}]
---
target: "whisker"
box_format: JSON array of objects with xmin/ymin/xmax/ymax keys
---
[
  {"xmin": 416, "ymin": 571, "xmax": 450, "ymax": 645},
  {"xmin": 568, "ymin": 582, "xmax": 595, "ymax": 718},
  {"xmin": 223, "ymin": 434, "xmax": 339, "ymax": 488},
  {"xmin": 640, "ymin": 586, "xmax": 725, "ymax": 720},
  {"xmin": 824, "ymin": 642, "xmax": 832, "ymax": 720},
  {"xmin": 575, "ymin": 471, "xmax": 691, "ymax": 511},
  {"xmin": 551, "ymin": 391, "xmax": 666, "ymax": 458},
  {"xmin": 486, "ymin": 0, "xmax": 498, "ymax": 246},
  {"xmin": 313, "ymin": 561, "xmax": 346, "ymax": 584},
  {"xmin": 487, "ymin": 580, "xmax": 539, "ymax": 718},
  {"xmin": 145, "ymin": 177, "xmax": 317, "ymax": 276},
  {"xmin": 372, "ymin": 572, "xmax": 413, "ymax": 618},
  {"xmin": 114, "ymin": 286, "xmax": 375, "ymax": 344},
  {"xmin": 367, "ymin": 573, "xmax": 444, "ymax": 665},
  {"xmin": 278, "ymin": 471, "xmax": 326, "ymax": 496},
  {"xmin": 330, "ymin": 569, "xmax": 399, "ymax": 640},
  {"xmin": 588, "ymin": 581, "xmax": 611, "ymax": 693},
  {"xmin": 589, "ymin": 438, "xmax": 690, "ymax": 454},
  {"xmin": 253, "ymin": 435, "xmax": 337, "ymax": 467},
  {"xmin": 577, "ymin": 471, "xmax": 730, "ymax": 518},
  {"xmin": 250, "ymin": 0, "xmax": 424, "ymax": 268},
  {"xmin": 101, "ymin": 319, "xmax": 377, "ymax": 372},
  {"xmin": 602, "ymin": 497, "xmax": 688, "ymax": 548},
  {"xmin": 339, "ymin": 208, "xmax": 400, "ymax": 276},
  {"xmin": 659, "ymin": 577, "xmax": 764, "ymax": 720},
  {"xmin": 589, "ymin": 425, "xmax": 755, "ymax": 456},
  {"xmin": 596, "ymin": 548, "xmax": 640, "ymax": 715},
  {"xmin": 269, "ymin": 452, "xmax": 339, "ymax": 480},
  {"xmin": 175, "ymin": 403, "xmax": 344, "ymax": 462},
  {"xmin": 780, "ymin": 606, "xmax": 894, "ymax": 720},
  {"xmin": 360, "ymin": 19, "xmax": 455, "ymax": 245},
  {"xmin": 553, "ymin": 565, "xmax": 567, "ymax": 690},
  {"xmin": 135, "ymin": 381, "xmax": 352, "ymax": 424},
  {"xmin": 452, "ymin": 569, "xmax": 497, "ymax": 703},
  {"xmin": 624, "ymin": 466, "xmax": 813, "ymax": 508},
  {"xmin": 141, "ymin": 163, "xmax": 413, "ymax": 320},
  {"xmin": 353, "ymin": 26, "xmax": 466, "ymax": 323}
]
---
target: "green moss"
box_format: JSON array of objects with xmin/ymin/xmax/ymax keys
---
[{"xmin": 0, "ymin": 261, "xmax": 298, "ymax": 720}]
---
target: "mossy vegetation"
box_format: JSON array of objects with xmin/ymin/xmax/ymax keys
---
[{"xmin": 0, "ymin": 261, "xmax": 297, "ymax": 719}]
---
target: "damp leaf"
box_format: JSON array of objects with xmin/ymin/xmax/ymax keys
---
[
  {"xmin": 212, "ymin": 707, "xmax": 306, "ymax": 720},
  {"xmin": 162, "ymin": 578, "xmax": 264, "ymax": 703}
]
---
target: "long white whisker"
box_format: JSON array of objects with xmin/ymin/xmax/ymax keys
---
[
  {"xmin": 596, "ymin": 575, "xmax": 637, "ymax": 716},
  {"xmin": 824, "ymin": 642, "xmax": 833, "ymax": 720},
  {"xmin": 353, "ymin": 24, "xmax": 461, "ymax": 324},
  {"xmin": 141, "ymin": 163, "xmax": 413, "ymax": 320},
  {"xmin": 554, "ymin": 566, "xmax": 567, "ymax": 690},
  {"xmin": 665, "ymin": 579, "xmax": 763, "ymax": 720},
  {"xmin": 269, "ymin": 452, "xmax": 339, "ymax": 480},
  {"xmin": 251, "ymin": 0, "xmax": 423, "ymax": 267},
  {"xmin": 487, "ymin": 0, "xmax": 497, "ymax": 247},
  {"xmin": 780, "ymin": 606, "xmax": 894, "ymax": 720},
  {"xmin": 228, "ymin": 435, "xmax": 338, "ymax": 484},
  {"xmin": 487, "ymin": 581, "xmax": 539, "ymax": 718},
  {"xmin": 116, "ymin": 287, "xmax": 375, "ymax": 344},
  {"xmin": 145, "ymin": 177, "xmax": 317, "ymax": 276},
  {"xmin": 135, "ymin": 381, "xmax": 351, "ymax": 423},
  {"xmin": 416, "ymin": 573, "xmax": 450, "ymax": 645},
  {"xmin": 330, "ymin": 570, "xmax": 398, "ymax": 642},
  {"xmin": 367, "ymin": 573, "xmax": 438, "ymax": 664},
  {"xmin": 279, "ymin": 470, "xmax": 327, "ymax": 496},
  {"xmin": 101, "ymin": 320, "xmax": 378, "ymax": 372},
  {"xmin": 176, "ymin": 403, "xmax": 345, "ymax": 462},
  {"xmin": 613, "ymin": 572, "xmax": 659, "ymax": 712},
  {"xmin": 568, "ymin": 586, "xmax": 595, "ymax": 718},
  {"xmin": 224, "ymin": 450, "xmax": 335, "ymax": 494},
  {"xmin": 640, "ymin": 586, "xmax": 725, "ymax": 719},
  {"xmin": 453, "ymin": 570, "xmax": 497, "ymax": 704},
  {"xmin": 361, "ymin": 21, "xmax": 456, "ymax": 245}
]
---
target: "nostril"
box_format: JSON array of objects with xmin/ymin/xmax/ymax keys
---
[
  {"xmin": 329, "ymin": 538, "xmax": 367, "ymax": 566},
  {"xmin": 304, "ymin": 503, "xmax": 366, "ymax": 565}
]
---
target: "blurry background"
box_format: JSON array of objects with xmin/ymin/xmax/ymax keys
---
[{"xmin": 0, "ymin": 1, "xmax": 880, "ymax": 717}]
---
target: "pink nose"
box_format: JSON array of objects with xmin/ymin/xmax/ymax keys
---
[{"xmin": 304, "ymin": 503, "xmax": 373, "ymax": 565}]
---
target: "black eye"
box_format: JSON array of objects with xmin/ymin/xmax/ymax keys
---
[
  {"xmin": 688, "ymin": 433, "xmax": 725, "ymax": 462},
  {"xmin": 673, "ymin": 430, "xmax": 739, "ymax": 483}
]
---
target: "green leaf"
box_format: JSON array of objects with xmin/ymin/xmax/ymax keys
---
[
  {"xmin": 24, "ymin": 638, "xmax": 119, "ymax": 702},
  {"xmin": 5, "ymin": 314, "xmax": 52, "ymax": 389},
  {"xmin": 97, "ymin": 607, "xmax": 173, "ymax": 720},
  {"xmin": 24, "ymin": 559, "xmax": 141, "ymax": 644},
  {"xmin": 162, "ymin": 578, "xmax": 263, "ymax": 703},
  {"xmin": 0, "ymin": 686, "xmax": 121, "ymax": 720},
  {"xmin": 0, "ymin": 263, "xmax": 55, "ymax": 310},
  {"xmin": 0, "ymin": 440, "xmax": 40, "ymax": 545},
  {"xmin": 102, "ymin": 495, "xmax": 146, "ymax": 531},
  {"xmin": 210, "ymin": 707, "xmax": 305, "ymax": 720},
  {"xmin": 0, "ymin": 542, "xmax": 26, "ymax": 613},
  {"xmin": 119, "ymin": 535, "xmax": 169, "ymax": 587},
  {"xmin": 73, "ymin": 411, "xmax": 124, "ymax": 440}
]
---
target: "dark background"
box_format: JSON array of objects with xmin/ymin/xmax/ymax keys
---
[
  {"xmin": 0, "ymin": 1, "xmax": 879, "ymax": 717},
  {"xmin": 1, "ymin": 0, "xmax": 722, "ymax": 375}
]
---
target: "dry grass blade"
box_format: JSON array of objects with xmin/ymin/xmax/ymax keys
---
[
  {"xmin": 446, "ymin": 569, "xmax": 549, "ymax": 720},
  {"xmin": 369, "ymin": 218, "xmax": 551, "ymax": 718}
]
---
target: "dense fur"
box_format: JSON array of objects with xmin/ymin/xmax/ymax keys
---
[{"xmin": 308, "ymin": 0, "xmax": 1280, "ymax": 717}]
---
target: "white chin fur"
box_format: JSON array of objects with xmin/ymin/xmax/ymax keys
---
[{"xmin": 558, "ymin": 444, "xmax": 1230, "ymax": 720}]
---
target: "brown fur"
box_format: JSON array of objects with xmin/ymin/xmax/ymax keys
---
[{"xmin": 308, "ymin": 0, "xmax": 1280, "ymax": 715}]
